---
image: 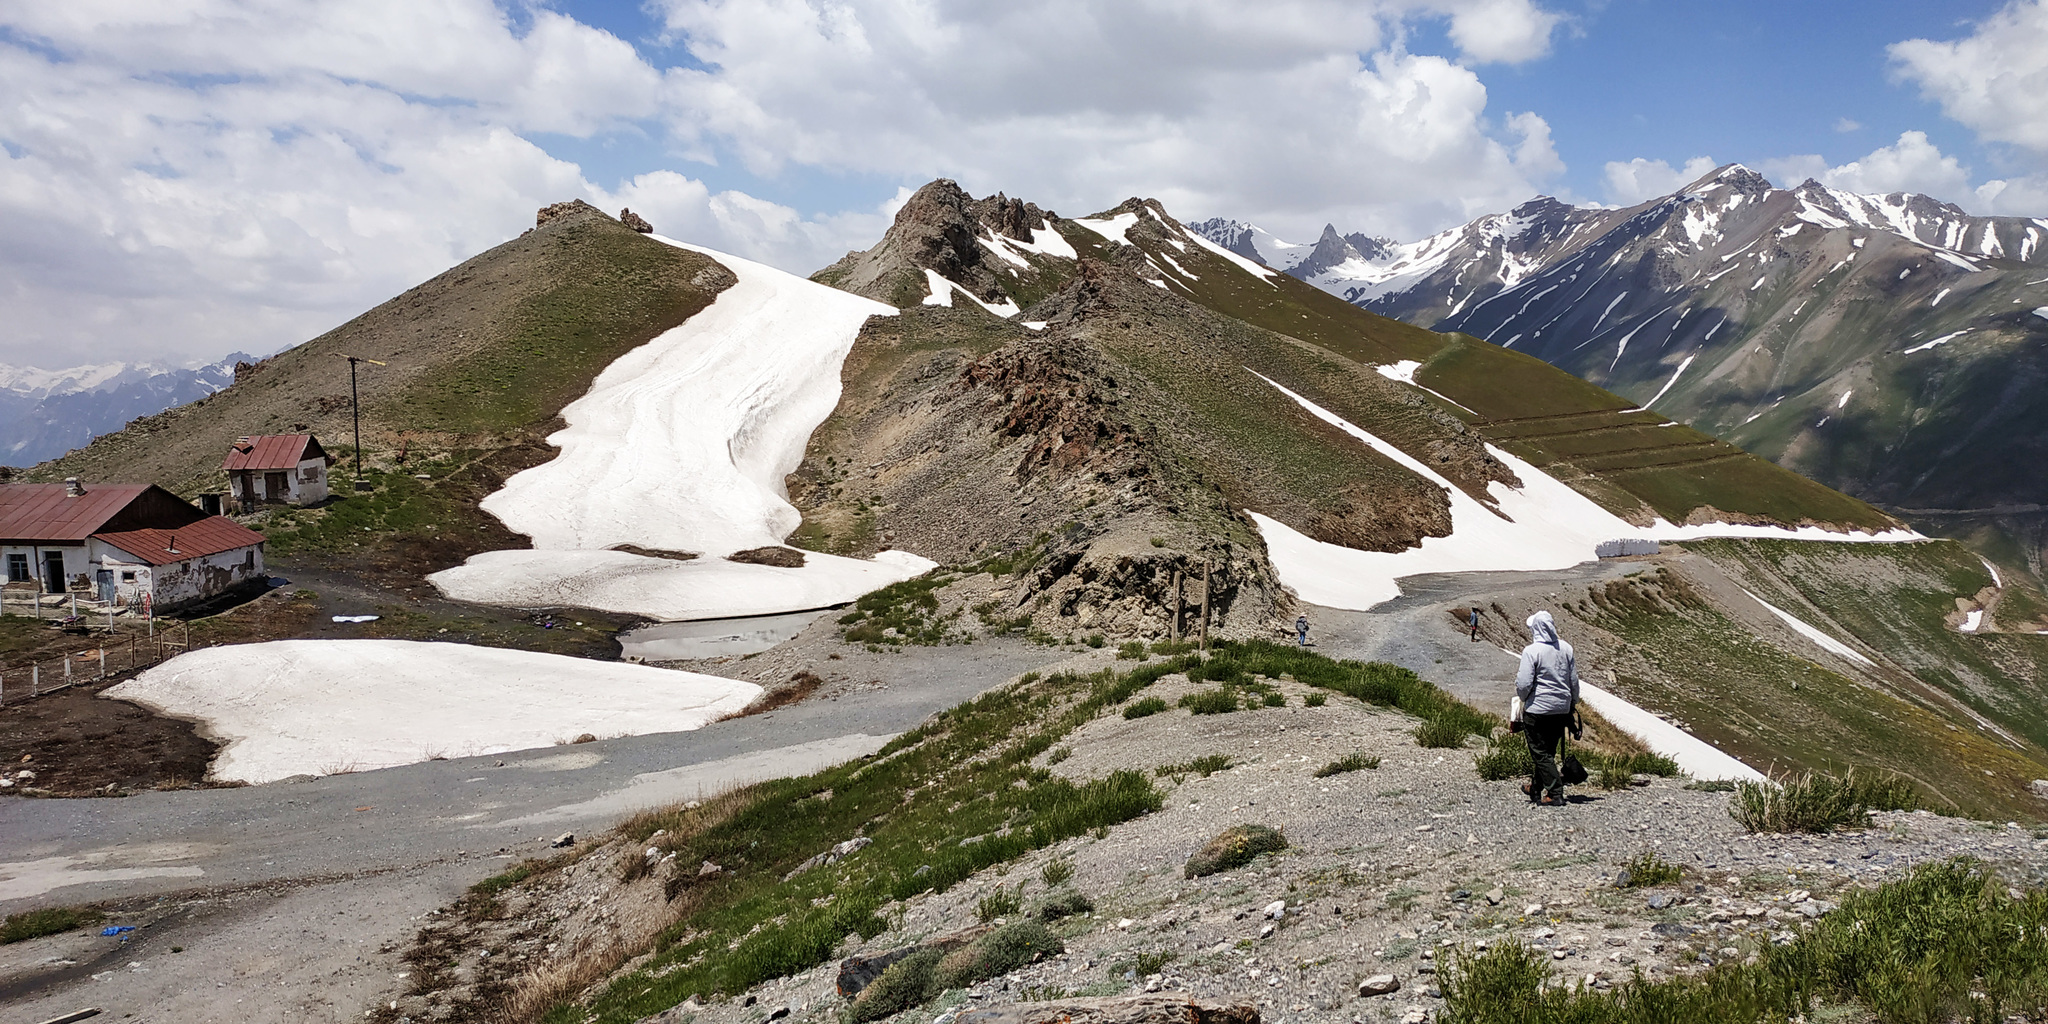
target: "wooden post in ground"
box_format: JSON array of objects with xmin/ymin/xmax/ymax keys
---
[
  {"xmin": 1170, "ymin": 570, "xmax": 1184, "ymax": 640},
  {"xmin": 1198, "ymin": 559, "xmax": 1212, "ymax": 653}
]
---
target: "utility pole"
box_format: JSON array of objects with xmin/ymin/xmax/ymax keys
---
[{"xmin": 343, "ymin": 355, "xmax": 386, "ymax": 492}]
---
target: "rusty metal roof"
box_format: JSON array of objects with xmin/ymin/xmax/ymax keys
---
[
  {"xmin": 96, "ymin": 517, "xmax": 265, "ymax": 566},
  {"xmin": 0, "ymin": 483, "xmax": 153, "ymax": 542},
  {"xmin": 222, "ymin": 434, "xmax": 325, "ymax": 471}
]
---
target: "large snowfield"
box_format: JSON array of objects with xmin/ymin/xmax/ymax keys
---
[
  {"xmin": 105, "ymin": 640, "xmax": 761, "ymax": 784},
  {"xmin": 430, "ymin": 238, "xmax": 933, "ymax": 621},
  {"xmin": 1249, "ymin": 373, "xmax": 1921, "ymax": 612}
]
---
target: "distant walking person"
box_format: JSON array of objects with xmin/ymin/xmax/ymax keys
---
[
  {"xmin": 1516, "ymin": 610, "xmax": 1580, "ymax": 807},
  {"xmin": 1295, "ymin": 614, "xmax": 1310, "ymax": 647},
  {"xmin": 1468, "ymin": 607, "xmax": 1481, "ymax": 641}
]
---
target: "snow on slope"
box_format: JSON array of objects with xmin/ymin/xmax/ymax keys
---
[
  {"xmin": 106, "ymin": 640, "xmax": 760, "ymax": 784},
  {"xmin": 1740, "ymin": 589, "xmax": 1876, "ymax": 667},
  {"xmin": 1247, "ymin": 375, "xmax": 1921, "ymax": 611},
  {"xmin": 431, "ymin": 239, "xmax": 935, "ymax": 620}
]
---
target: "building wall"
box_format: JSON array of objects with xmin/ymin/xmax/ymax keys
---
[
  {"xmin": 95, "ymin": 540, "xmax": 264, "ymax": 610},
  {"xmin": 294, "ymin": 457, "xmax": 328, "ymax": 505},
  {"xmin": 228, "ymin": 459, "xmax": 327, "ymax": 507},
  {"xmin": 0, "ymin": 542, "xmax": 90, "ymax": 592}
]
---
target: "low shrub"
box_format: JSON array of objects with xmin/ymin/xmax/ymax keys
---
[
  {"xmin": 1040, "ymin": 860, "xmax": 1074, "ymax": 888},
  {"xmin": 847, "ymin": 948, "xmax": 943, "ymax": 1023},
  {"xmin": 1413, "ymin": 716, "xmax": 1471, "ymax": 748},
  {"xmin": 1473, "ymin": 734, "xmax": 1534, "ymax": 781},
  {"xmin": 1035, "ymin": 891, "xmax": 1093, "ymax": 922},
  {"xmin": 1261, "ymin": 692, "xmax": 1286, "ymax": 708},
  {"xmin": 976, "ymin": 887, "xmax": 1022, "ymax": 923},
  {"xmin": 1731, "ymin": 769, "xmax": 1921, "ymax": 834},
  {"xmin": 1313, "ymin": 753, "xmax": 1381, "ymax": 777},
  {"xmin": 1303, "ymin": 693, "xmax": 1327, "ymax": 707},
  {"xmin": 1149, "ymin": 639, "xmax": 1197, "ymax": 656},
  {"xmin": 1177, "ymin": 689, "xmax": 1240, "ymax": 715},
  {"xmin": 1123, "ymin": 697, "xmax": 1170, "ymax": 720},
  {"xmin": 1443, "ymin": 859, "xmax": 2048, "ymax": 1024},
  {"xmin": 934, "ymin": 919, "xmax": 1064, "ymax": 991},
  {"xmin": 1686, "ymin": 779, "xmax": 1737, "ymax": 793},
  {"xmin": 1617, "ymin": 852, "xmax": 1684, "ymax": 888},
  {"xmin": 1156, "ymin": 755, "xmax": 1232, "ymax": 778},
  {"xmin": 1084, "ymin": 634, "xmax": 1106, "ymax": 649},
  {"xmin": 1116, "ymin": 640, "xmax": 1148, "ymax": 660},
  {"xmin": 1184, "ymin": 824, "xmax": 1288, "ymax": 878},
  {"xmin": 1, "ymin": 906, "xmax": 103, "ymax": 944}
]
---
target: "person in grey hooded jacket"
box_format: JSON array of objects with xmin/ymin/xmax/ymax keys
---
[{"xmin": 1515, "ymin": 610, "xmax": 1579, "ymax": 805}]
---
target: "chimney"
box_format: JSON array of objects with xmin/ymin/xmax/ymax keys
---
[
  {"xmin": 64, "ymin": 477, "xmax": 85, "ymax": 497},
  {"xmin": 166, "ymin": 532, "xmax": 179, "ymax": 555}
]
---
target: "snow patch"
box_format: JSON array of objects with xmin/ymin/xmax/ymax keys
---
[
  {"xmin": 432, "ymin": 239, "xmax": 929, "ymax": 620},
  {"xmin": 1185, "ymin": 231, "xmax": 1281, "ymax": 284},
  {"xmin": 104, "ymin": 640, "xmax": 761, "ymax": 784},
  {"xmin": 1646, "ymin": 354, "xmax": 1695, "ymax": 407},
  {"xmin": 1960, "ymin": 609, "xmax": 1984, "ymax": 633},
  {"xmin": 1931, "ymin": 287, "xmax": 1950, "ymax": 307},
  {"xmin": 1072, "ymin": 212, "xmax": 1141, "ymax": 247},
  {"xmin": 1903, "ymin": 328, "xmax": 1970, "ymax": 354},
  {"xmin": 923, "ymin": 268, "xmax": 1022, "ymax": 317},
  {"xmin": 1246, "ymin": 377, "xmax": 1923, "ymax": 613},
  {"xmin": 1575, "ymin": 681, "xmax": 1764, "ymax": 782},
  {"xmin": 1741, "ymin": 589, "xmax": 1875, "ymax": 667},
  {"xmin": 1836, "ymin": 390, "xmax": 1852, "ymax": 409}
]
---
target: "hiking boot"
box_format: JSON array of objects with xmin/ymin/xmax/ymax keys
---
[{"xmin": 1538, "ymin": 795, "xmax": 1564, "ymax": 807}]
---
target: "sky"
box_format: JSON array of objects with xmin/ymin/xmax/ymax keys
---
[{"xmin": 2, "ymin": 0, "xmax": 2045, "ymax": 370}]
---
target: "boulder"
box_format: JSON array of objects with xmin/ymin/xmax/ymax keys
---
[
  {"xmin": 620, "ymin": 208, "xmax": 654, "ymax": 233},
  {"xmin": 1358, "ymin": 974, "xmax": 1401, "ymax": 996},
  {"xmin": 836, "ymin": 926, "xmax": 989, "ymax": 997},
  {"xmin": 955, "ymin": 996, "xmax": 1258, "ymax": 1024},
  {"xmin": 2031, "ymin": 779, "xmax": 2048, "ymax": 800}
]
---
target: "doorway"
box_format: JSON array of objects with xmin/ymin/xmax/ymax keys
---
[{"xmin": 43, "ymin": 550, "xmax": 65, "ymax": 593}]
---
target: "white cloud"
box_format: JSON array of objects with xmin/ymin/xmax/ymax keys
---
[
  {"xmin": 1600, "ymin": 156, "xmax": 1717, "ymax": 205},
  {"xmin": 0, "ymin": 0, "xmax": 874, "ymax": 369},
  {"xmin": 654, "ymin": 0, "xmax": 1568, "ymax": 243},
  {"xmin": 1889, "ymin": 0, "xmax": 2048, "ymax": 153},
  {"xmin": 1885, "ymin": 1, "xmax": 2048, "ymax": 217},
  {"xmin": 1439, "ymin": 0, "xmax": 1565, "ymax": 64},
  {"xmin": 1833, "ymin": 117, "xmax": 1861, "ymax": 133},
  {"xmin": 0, "ymin": 0, "xmax": 1573, "ymax": 369},
  {"xmin": 1814, "ymin": 131, "xmax": 1972, "ymax": 199}
]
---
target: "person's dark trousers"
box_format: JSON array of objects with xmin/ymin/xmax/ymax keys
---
[{"xmin": 1524, "ymin": 712, "xmax": 1570, "ymax": 802}]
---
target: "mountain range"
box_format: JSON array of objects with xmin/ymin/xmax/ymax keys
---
[
  {"xmin": 0, "ymin": 355, "xmax": 252, "ymax": 467},
  {"xmin": 1192, "ymin": 166, "xmax": 2048, "ymax": 575}
]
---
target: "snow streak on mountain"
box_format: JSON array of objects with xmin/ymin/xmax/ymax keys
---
[{"xmin": 1195, "ymin": 167, "xmax": 2048, "ymax": 571}]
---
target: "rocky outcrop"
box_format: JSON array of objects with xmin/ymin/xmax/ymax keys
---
[
  {"xmin": 812, "ymin": 179, "xmax": 1068, "ymax": 309},
  {"xmin": 620, "ymin": 208, "xmax": 653, "ymax": 233},
  {"xmin": 535, "ymin": 199, "xmax": 606, "ymax": 228}
]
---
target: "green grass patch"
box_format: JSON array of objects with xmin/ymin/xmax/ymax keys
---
[
  {"xmin": 837, "ymin": 573, "xmax": 963, "ymax": 646},
  {"xmin": 1122, "ymin": 696, "xmax": 1170, "ymax": 720},
  {"xmin": 1414, "ymin": 717, "xmax": 1472, "ymax": 748},
  {"xmin": 1730, "ymin": 770, "xmax": 1922, "ymax": 834},
  {"xmin": 1313, "ymin": 753, "xmax": 1381, "ymax": 777},
  {"xmin": 1473, "ymin": 733, "xmax": 1535, "ymax": 782},
  {"xmin": 1, "ymin": 906, "xmax": 103, "ymax": 944},
  {"xmin": 1617, "ymin": 852, "xmax": 1684, "ymax": 888},
  {"xmin": 1156, "ymin": 755, "xmax": 1233, "ymax": 779},
  {"xmin": 1444, "ymin": 859, "xmax": 2048, "ymax": 1024},
  {"xmin": 391, "ymin": 221, "xmax": 726, "ymax": 434},
  {"xmin": 1040, "ymin": 860, "xmax": 1074, "ymax": 888},
  {"xmin": 1177, "ymin": 688, "xmax": 1242, "ymax": 715},
  {"xmin": 976, "ymin": 887, "xmax": 1023, "ymax": 923}
]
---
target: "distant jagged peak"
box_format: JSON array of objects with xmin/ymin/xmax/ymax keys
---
[{"xmin": 1683, "ymin": 162, "xmax": 1776, "ymax": 196}]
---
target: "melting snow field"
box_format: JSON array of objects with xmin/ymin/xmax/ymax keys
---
[
  {"xmin": 104, "ymin": 640, "xmax": 760, "ymax": 784},
  {"xmin": 431, "ymin": 239, "xmax": 935, "ymax": 620},
  {"xmin": 1248, "ymin": 375, "xmax": 1922, "ymax": 612}
]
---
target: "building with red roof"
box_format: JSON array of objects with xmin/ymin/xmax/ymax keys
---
[
  {"xmin": 223, "ymin": 434, "xmax": 330, "ymax": 510},
  {"xmin": 1, "ymin": 479, "xmax": 265, "ymax": 614}
]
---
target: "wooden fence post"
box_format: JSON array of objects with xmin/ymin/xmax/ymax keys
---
[
  {"xmin": 1198, "ymin": 559, "xmax": 1212, "ymax": 653},
  {"xmin": 1170, "ymin": 570, "xmax": 1183, "ymax": 640}
]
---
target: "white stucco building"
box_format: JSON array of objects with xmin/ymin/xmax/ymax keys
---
[
  {"xmin": 1, "ymin": 480, "xmax": 266, "ymax": 614},
  {"xmin": 224, "ymin": 434, "xmax": 331, "ymax": 510}
]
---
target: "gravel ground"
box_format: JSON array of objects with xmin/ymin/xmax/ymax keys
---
[{"xmin": 664, "ymin": 669, "xmax": 2048, "ymax": 1024}]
